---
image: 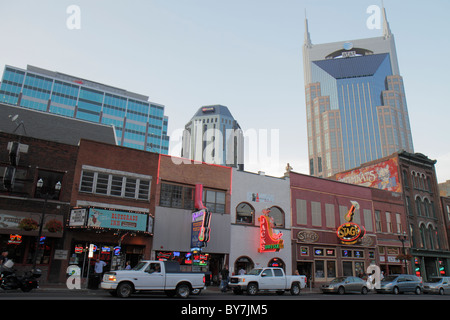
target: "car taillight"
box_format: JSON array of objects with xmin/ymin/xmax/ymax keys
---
[{"xmin": 203, "ymin": 275, "xmax": 205, "ymax": 283}]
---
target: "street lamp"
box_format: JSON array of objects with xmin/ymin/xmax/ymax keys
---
[
  {"xmin": 32, "ymin": 179, "xmax": 61, "ymax": 270},
  {"xmin": 398, "ymin": 231, "xmax": 408, "ymax": 273}
]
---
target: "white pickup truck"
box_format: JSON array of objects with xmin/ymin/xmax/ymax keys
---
[
  {"xmin": 228, "ymin": 267, "xmax": 306, "ymax": 296},
  {"xmin": 100, "ymin": 260, "xmax": 205, "ymax": 298}
]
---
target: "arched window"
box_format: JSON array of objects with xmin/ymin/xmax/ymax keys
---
[
  {"xmin": 415, "ymin": 197, "xmax": 422, "ymax": 216},
  {"xmin": 428, "ymin": 225, "xmax": 435, "ymax": 250},
  {"xmin": 268, "ymin": 258, "xmax": 286, "ymax": 271},
  {"xmin": 424, "ymin": 198, "xmax": 430, "ymax": 217},
  {"xmin": 236, "ymin": 202, "xmax": 255, "ymax": 224},
  {"xmin": 419, "ymin": 224, "xmax": 427, "ymax": 248},
  {"xmin": 234, "ymin": 256, "xmax": 254, "ymax": 275},
  {"xmin": 268, "ymin": 206, "xmax": 285, "ymax": 228}
]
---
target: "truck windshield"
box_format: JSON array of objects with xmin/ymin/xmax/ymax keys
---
[
  {"xmin": 247, "ymin": 269, "xmax": 262, "ymax": 276},
  {"xmin": 132, "ymin": 261, "xmax": 147, "ymax": 271}
]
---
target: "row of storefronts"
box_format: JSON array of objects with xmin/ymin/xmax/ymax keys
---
[{"xmin": 1, "ymin": 130, "xmax": 450, "ymax": 286}]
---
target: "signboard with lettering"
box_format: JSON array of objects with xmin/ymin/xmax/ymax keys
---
[
  {"xmin": 87, "ymin": 208, "xmax": 148, "ymax": 232},
  {"xmin": 335, "ymin": 158, "xmax": 401, "ymax": 192},
  {"xmin": 191, "ymin": 209, "xmax": 211, "ymax": 250},
  {"xmin": 69, "ymin": 208, "xmax": 87, "ymax": 227},
  {"xmin": 258, "ymin": 211, "xmax": 284, "ymax": 253},
  {"xmin": 336, "ymin": 201, "xmax": 366, "ymax": 244}
]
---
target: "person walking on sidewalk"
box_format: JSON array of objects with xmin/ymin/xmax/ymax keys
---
[{"xmin": 220, "ymin": 265, "xmax": 229, "ymax": 293}]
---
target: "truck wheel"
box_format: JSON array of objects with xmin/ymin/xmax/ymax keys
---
[
  {"xmin": 176, "ymin": 284, "xmax": 191, "ymax": 299},
  {"xmin": 247, "ymin": 283, "xmax": 258, "ymax": 296},
  {"xmin": 116, "ymin": 282, "xmax": 133, "ymax": 298},
  {"xmin": 290, "ymin": 283, "xmax": 300, "ymax": 295}
]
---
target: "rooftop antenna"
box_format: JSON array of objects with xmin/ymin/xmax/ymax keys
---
[{"xmin": 9, "ymin": 114, "xmax": 27, "ymax": 136}]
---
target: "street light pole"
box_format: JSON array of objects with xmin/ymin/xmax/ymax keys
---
[
  {"xmin": 398, "ymin": 231, "xmax": 408, "ymax": 274},
  {"xmin": 32, "ymin": 179, "xmax": 61, "ymax": 270}
]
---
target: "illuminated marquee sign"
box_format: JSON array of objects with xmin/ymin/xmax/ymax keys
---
[
  {"xmin": 336, "ymin": 201, "xmax": 366, "ymax": 244},
  {"xmin": 258, "ymin": 210, "xmax": 284, "ymax": 253}
]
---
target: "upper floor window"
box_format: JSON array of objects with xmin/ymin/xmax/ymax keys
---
[
  {"xmin": 268, "ymin": 206, "xmax": 285, "ymax": 228},
  {"xmin": 159, "ymin": 182, "xmax": 226, "ymax": 213},
  {"xmin": 236, "ymin": 202, "xmax": 254, "ymax": 224},
  {"xmin": 79, "ymin": 166, "xmax": 151, "ymax": 201},
  {"xmin": 203, "ymin": 189, "xmax": 226, "ymax": 214},
  {"xmin": 159, "ymin": 183, "xmax": 194, "ymax": 210}
]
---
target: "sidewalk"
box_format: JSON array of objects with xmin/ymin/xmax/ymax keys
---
[{"xmin": 38, "ymin": 283, "xmax": 322, "ymax": 294}]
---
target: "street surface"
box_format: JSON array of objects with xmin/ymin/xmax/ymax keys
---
[
  {"xmin": 0, "ymin": 286, "xmax": 444, "ymax": 319},
  {"xmin": 1, "ymin": 286, "xmax": 450, "ymax": 300}
]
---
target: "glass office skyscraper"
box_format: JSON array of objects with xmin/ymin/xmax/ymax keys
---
[
  {"xmin": 0, "ymin": 65, "xmax": 169, "ymax": 154},
  {"xmin": 303, "ymin": 6, "xmax": 413, "ymax": 177}
]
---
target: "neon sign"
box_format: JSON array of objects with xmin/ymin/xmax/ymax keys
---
[
  {"xmin": 191, "ymin": 209, "xmax": 211, "ymax": 249},
  {"xmin": 337, "ymin": 201, "xmax": 366, "ymax": 244},
  {"xmin": 258, "ymin": 210, "xmax": 284, "ymax": 253}
]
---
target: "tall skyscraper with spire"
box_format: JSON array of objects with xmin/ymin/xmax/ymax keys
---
[{"xmin": 303, "ymin": 6, "xmax": 414, "ymax": 178}]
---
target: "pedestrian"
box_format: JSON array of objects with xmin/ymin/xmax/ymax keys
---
[
  {"xmin": 0, "ymin": 250, "xmax": 8, "ymax": 265},
  {"xmin": 220, "ymin": 265, "xmax": 229, "ymax": 293},
  {"xmin": 93, "ymin": 259, "xmax": 107, "ymax": 289},
  {"xmin": 238, "ymin": 267, "xmax": 246, "ymax": 275},
  {"xmin": 94, "ymin": 259, "xmax": 107, "ymax": 275},
  {"xmin": 125, "ymin": 261, "xmax": 131, "ymax": 270}
]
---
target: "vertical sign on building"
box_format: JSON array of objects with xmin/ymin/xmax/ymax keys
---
[{"xmin": 190, "ymin": 184, "xmax": 211, "ymax": 251}]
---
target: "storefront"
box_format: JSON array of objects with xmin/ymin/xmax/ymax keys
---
[
  {"xmin": 64, "ymin": 206, "xmax": 153, "ymax": 282},
  {"xmin": 0, "ymin": 208, "xmax": 65, "ymax": 282},
  {"xmin": 229, "ymin": 169, "xmax": 292, "ymax": 276},
  {"xmin": 153, "ymin": 206, "xmax": 229, "ymax": 284},
  {"xmin": 411, "ymin": 251, "xmax": 450, "ymax": 281},
  {"xmin": 295, "ymin": 229, "xmax": 377, "ymax": 286},
  {"xmin": 290, "ymin": 171, "xmax": 379, "ymax": 287}
]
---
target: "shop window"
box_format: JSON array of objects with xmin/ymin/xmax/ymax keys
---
[
  {"xmin": 315, "ymin": 260, "xmax": 336, "ymax": 280},
  {"xmin": 236, "ymin": 202, "xmax": 254, "ymax": 224}
]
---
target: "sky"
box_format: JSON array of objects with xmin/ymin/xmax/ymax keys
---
[{"xmin": 0, "ymin": 0, "xmax": 449, "ymax": 182}]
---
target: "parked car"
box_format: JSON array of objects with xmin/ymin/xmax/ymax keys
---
[
  {"xmin": 376, "ymin": 274, "xmax": 423, "ymax": 295},
  {"xmin": 423, "ymin": 277, "xmax": 450, "ymax": 295},
  {"xmin": 228, "ymin": 267, "xmax": 306, "ymax": 296},
  {"xmin": 321, "ymin": 276, "xmax": 369, "ymax": 295}
]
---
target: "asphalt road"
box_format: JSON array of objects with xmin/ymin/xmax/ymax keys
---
[
  {"xmin": 1, "ymin": 286, "xmax": 450, "ymax": 300},
  {"xmin": 1, "ymin": 287, "xmax": 445, "ymax": 319}
]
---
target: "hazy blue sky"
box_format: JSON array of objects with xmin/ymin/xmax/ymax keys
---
[{"xmin": 1, "ymin": 0, "xmax": 449, "ymax": 182}]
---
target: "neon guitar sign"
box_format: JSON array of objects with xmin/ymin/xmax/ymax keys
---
[
  {"xmin": 191, "ymin": 184, "xmax": 211, "ymax": 249},
  {"xmin": 336, "ymin": 201, "xmax": 366, "ymax": 244}
]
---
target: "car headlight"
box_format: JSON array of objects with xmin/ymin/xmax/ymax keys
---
[{"xmin": 105, "ymin": 274, "xmax": 116, "ymax": 282}]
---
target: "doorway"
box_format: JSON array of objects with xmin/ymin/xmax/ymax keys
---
[{"xmin": 297, "ymin": 262, "xmax": 312, "ymax": 286}]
